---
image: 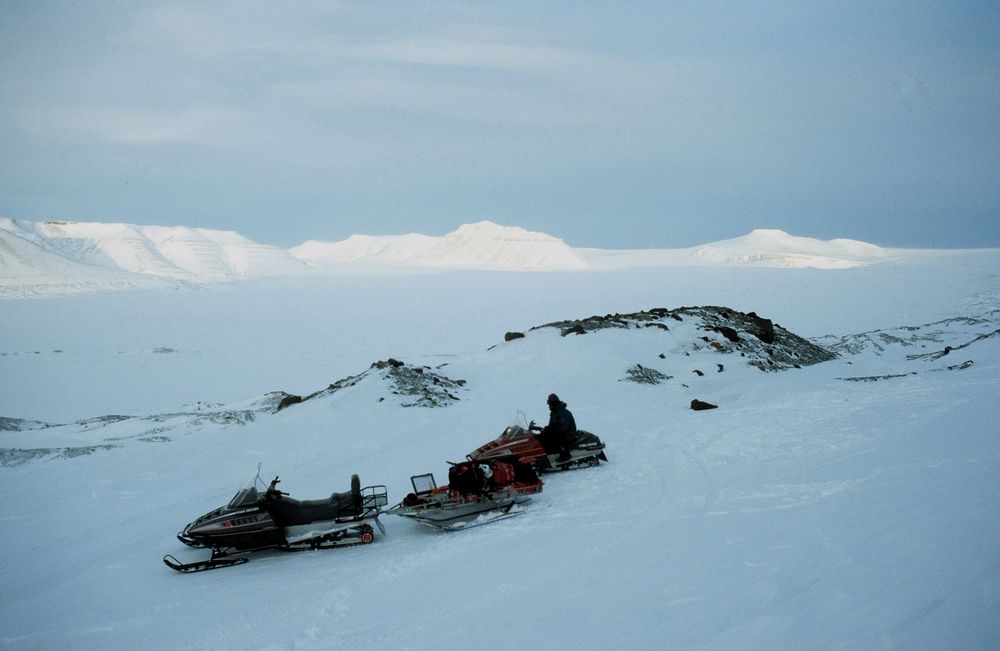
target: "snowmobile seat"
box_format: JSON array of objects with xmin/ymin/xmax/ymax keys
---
[
  {"xmin": 268, "ymin": 475, "xmax": 363, "ymax": 527},
  {"xmin": 569, "ymin": 429, "xmax": 603, "ymax": 449}
]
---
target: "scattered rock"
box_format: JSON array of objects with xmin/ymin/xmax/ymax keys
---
[
  {"xmin": 690, "ymin": 399, "xmax": 718, "ymax": 411},
  {"xmin": 905, "ymin": 329, "xmax": 1000, "ymax": 361},
  {"xmin": 692, "ymin": 369, "xmax": 704, "ymax": 377},
  {"xmin": 622, "ymin": 364, "xmax": 672, "ymax": 384},
  {"xmin": 0, "ymin": 417, "xmax": 50, "ymax": 431},
  {"xmin": 504, "ymin": 331, "xmax": 525, "ymax": 342},
  {"xmin": 839, "ymin": 372, "xmax": 917, "ymax": 382},
  {"xmin": 371, "ymin": 360, "xmax": 466, "ymax": 407},
  {"xmin": 0, "ymin": 444, "xmax": 120, "ymax": 467},
  {"xmin": 717, "ymin": 364, "xmax": 724, "ymax": 373}
]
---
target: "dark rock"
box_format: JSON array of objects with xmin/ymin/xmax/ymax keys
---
[
  {"xmin": 717, "ymin": 364, "xmax": 724, "ymax": 373},
  {"xmin": 692, "ymin": 369, "xmax": 704, "ymax": 377},
  {"xmin": 747, "ymin": 314, "xmax": 775, "ymax": 344},
  {"xmin": 715, "ymin": 326, "xmax": 740, "ymax": 343},
  {"xmin": 276, "ymin": 394, "xmax": 303, "ymax": 412},
  {"xmin": 690, "ymin": 399, "xmax": 718, "ymax": 411},
  {"xmin": 504, "ymin": 331, "xmax": 525, "ymax": 342}
]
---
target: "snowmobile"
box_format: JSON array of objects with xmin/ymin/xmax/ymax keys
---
[
  {"xmin": 387, "ymin": 458, "xmax": 542, "ymax": 531},
  {"xmin": 163, "ymin": 467, "xmax": 388, "ymax": 572},
  {"xmin": 467, "ymin": 417, "xmax": 608, "ymax": 472}
]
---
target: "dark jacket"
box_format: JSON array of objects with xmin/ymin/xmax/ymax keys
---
[{"xmin": 541, "ymin": 401, "xmax": 577, "ymax": 446}]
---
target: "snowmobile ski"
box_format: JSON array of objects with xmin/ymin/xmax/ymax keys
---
[{"xmin": 162, "ymin": 554, "xmax": 249, "ymax": 573}]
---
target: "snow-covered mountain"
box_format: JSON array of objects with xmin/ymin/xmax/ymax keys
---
[
  {"xmin": 0, "ymin": 218, "xmax": 309, "ymax": 296},
  {"xmin": 692, "ymin": 228, "xmax": 889, "ymax": 269},
  {"xmin": 291, "ymin": 220, "xmax": 588, "ymax": 271},
  {"xmin": 0, "ymin": 215, "xmax": 984, "ymax": 299}
]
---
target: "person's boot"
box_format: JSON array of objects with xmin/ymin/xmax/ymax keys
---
[{"xmin": 557, "ymin": 448, "xmax": 572, "ymax": 462}]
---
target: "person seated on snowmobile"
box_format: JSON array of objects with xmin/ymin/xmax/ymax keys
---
[{"xmin": 535, "ymin": 393, "xmax": 577, "ymax": 462}]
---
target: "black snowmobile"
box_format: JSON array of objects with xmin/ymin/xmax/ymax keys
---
[{"xmin": 163, "ymin": 467, "xmax": 388, "ymax": 572}]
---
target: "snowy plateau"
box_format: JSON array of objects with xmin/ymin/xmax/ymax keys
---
[{"xmin": 1, "ymin": 218, "xmax": 999, "ymax": 650}]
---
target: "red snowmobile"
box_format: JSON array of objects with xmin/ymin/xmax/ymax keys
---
[{"xmin": 468, "ymin": 420, "xmax": 608, "ymax": 472}]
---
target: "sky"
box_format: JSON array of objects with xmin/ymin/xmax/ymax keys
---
[{"xmin": 1, "ymin": 1, "xmax": 998, "ymax": 250}]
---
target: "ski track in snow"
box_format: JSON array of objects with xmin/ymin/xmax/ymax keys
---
[{"xmin": 1, "ymin": 255, "xmax": 999, "ymax": 649}]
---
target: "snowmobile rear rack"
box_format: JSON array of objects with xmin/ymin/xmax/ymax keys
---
[{"xmin": 361, "ymin": 485, "xmax": 389, "ymax": 511}]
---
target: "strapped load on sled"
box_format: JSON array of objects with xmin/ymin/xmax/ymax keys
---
[{"xmin": 387, "ymin": 458, "xmax": 542, "ymax": 531}]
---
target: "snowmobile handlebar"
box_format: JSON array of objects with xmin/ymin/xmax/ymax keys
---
[{"xmin": 266, "ymin": 476, "xmax": 289, "ymax": 499}]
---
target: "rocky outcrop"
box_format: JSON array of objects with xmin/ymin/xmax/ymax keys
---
[
  {"xmin": 278, "ymin": 359, "xmax": 468, "ymax": 410},
  {"xmin": 0, "ymin": 417, "xmax": 50, "ymax": 431},
  {"xmin": 531, "ymin": 306, "xmax": 836, "ymax": 372},
  {"xmin": 815, "ymin": 316, "xmax": 999, "ymax": 357},
  {"xmin": 372, "ymin": 359, "xmax": 467, "ymax": 407}
]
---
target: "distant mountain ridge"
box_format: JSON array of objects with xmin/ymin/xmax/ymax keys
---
[
  {"xmin": 0, "ymin": 218, "xmax": 307, "ymax": 280},
  {"xmin": 692, "ymin": 229, "xmax": 888, "ymax": 269},
  {"xmin": 1, "ymin": 217, "xmax": 909, "ymax": 298},
  {"xmin": 291, "ymin": 220, "xmax": 587, "ymax": 270}
]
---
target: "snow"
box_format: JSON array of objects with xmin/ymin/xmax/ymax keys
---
[
  {"xmin": 0, "ymin": 218, "xmax": 308, "ymax": 297},
  {"xmin": 1, "ymin": 223, "xmax": 999, "ymax": 649},
  {"xmin": 290, "ymin": 233, "xmax": 440, "ymax": 266},
  {"xmin": 6, "ymin": 218, "xmax": 924, "ymax": 297},
  {"xmin": 692, "ymin": 228, "xmax": 889, "ymax": 269},
  {"xmin": 290, "ymin": 220, "xmax": 587, "ymax": 271}
]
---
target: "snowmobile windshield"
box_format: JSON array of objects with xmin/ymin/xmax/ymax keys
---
[
  {"xmin": 500, "ymin": 424, "xmax": 526, "ymax": 440},
  {"xmin": 227, "ymin": 473, "xmax": 262, "ymax": 508}
]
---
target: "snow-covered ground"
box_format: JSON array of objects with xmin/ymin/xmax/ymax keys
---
[{"xmin": 1, "ymin": 228, "xmax": 998, "ymax": 649}]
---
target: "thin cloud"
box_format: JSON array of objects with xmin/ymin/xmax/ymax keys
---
[{"xmin": 22, "ymin": 105, "xmax": 247, "ymax": 146}]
